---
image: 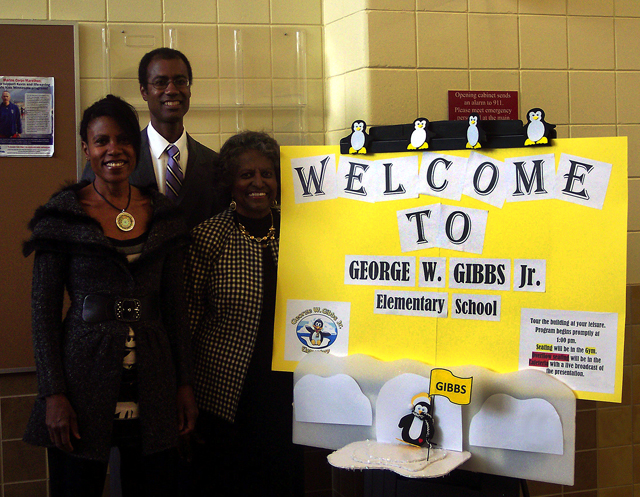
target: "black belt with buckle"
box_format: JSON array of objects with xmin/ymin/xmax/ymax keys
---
[{"xmin": 82, "ymin": 294, "xmax": 159, "ymax": 323}]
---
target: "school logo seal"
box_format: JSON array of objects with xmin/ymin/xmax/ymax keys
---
[{"xmin": 295, "ymin": 311, "xmax": 340, "ymax": 351}]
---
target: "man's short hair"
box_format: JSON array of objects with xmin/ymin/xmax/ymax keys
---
[{"xmin": 138, "ymin": 48, "xmax": 193, "ymax": 87}]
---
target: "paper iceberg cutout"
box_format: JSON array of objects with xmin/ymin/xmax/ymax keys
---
[
  {"xmin": 294, "ymin": 373, "xmax": 372, "ymax": 426},
  {"xmin": 293, "ymin": 353, "xmax": 575, "ymax": 485},
  {"xmin": 469, "ymin": 394, "xmax": 563, "ymax": 455}
]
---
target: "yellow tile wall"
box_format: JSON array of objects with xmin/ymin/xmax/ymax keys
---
[
  {"xmin": 519, "ymin": 15, "xmax": 567, "ymax": 69},
  {"xmin": 30, "ymin": 0, "xmax": 325, "ymax": 150},
  {"xmin": 568, "ymin": 16, "xmax": 615, "ymax": 70},
  {"xmin": 321, "ymin": 3, "xmax": 640, "ymax": 494},
  {"xmin": 0, "ymin": 3, "xmax": 326, "ymax": 490},
  {"xmin": 323, "ymin": 0, "xmax": 640, "ymax": 297},
  {"xmin": 519, "ymin": 0, "xmax": 566, "ymax": 15},
  {"xmin": 417, "ymin": 12, "xmax": 468, "ymax": 68}
]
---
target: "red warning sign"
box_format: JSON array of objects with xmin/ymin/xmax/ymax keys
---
[{"xmin": 448, "ymin": 90, "xmax": 518, "ymax": 121}]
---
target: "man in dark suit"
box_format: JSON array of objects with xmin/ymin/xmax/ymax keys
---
[{"xmin": 82, "ymin": 48, "xmax": 220, "ymax": 229}]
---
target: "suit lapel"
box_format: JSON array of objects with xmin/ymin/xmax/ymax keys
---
[
  {"xmin": 176, "ymin": 133, "xmax": 200, "ymax": 204},
  {"xmin": 129, "ymin": 127, "xmax": 159, "ymax": 190}
]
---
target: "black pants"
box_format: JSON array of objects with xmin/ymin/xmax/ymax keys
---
[
  {"xmin": 192, "ymin": 411, "xmax": 305, "ymax": 497},
  {"xmin": 47, "ymin": 420, "xmax": 179, "ymax": 497}
]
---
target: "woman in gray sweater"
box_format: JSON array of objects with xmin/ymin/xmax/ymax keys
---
[{"xmin": 23, "ymin": 95, "xmax": 197, "ymax": 497}]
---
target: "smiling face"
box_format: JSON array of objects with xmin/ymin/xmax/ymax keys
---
[
  {"xmin": 232, "ymin": 149, "xmax": 278, "ymax": 219},
  {"xmin": 140, "ymin": 56, "xmax": 191, "ymax": 128},
  {"xmin": 82, "ymin": 116, "xmax": 136, "ymax": 187}
]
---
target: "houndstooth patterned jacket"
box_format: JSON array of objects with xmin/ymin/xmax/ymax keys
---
[{"xmin": 185, "ymin": 209, "xmax": 278, "ymax": 422}]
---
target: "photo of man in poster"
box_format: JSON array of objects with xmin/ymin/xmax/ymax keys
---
[{"xmin": 0, "ymin": 91, "xmax": 22, "ymax": 138}]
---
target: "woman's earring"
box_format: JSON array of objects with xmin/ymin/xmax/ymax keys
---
[
  {"xmin": 271, "ymin": 199, "xmax": 278, "ymax": 208},
  {"xmin": 230, "ymin": 199, "xmax": 237, "ymax": 211}
]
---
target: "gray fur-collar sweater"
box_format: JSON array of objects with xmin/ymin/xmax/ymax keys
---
[{"xmin": 23, "ymin": 181, "xmax": 193, "ymax": 461}]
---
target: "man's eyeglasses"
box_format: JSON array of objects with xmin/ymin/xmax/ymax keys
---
[{"xmin": 149, "ymin": 77, "xmax": 190, "ymax": 91}]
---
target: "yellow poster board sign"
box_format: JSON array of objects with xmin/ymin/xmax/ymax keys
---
[{"xmin": 274, "ymin": 138, "xmax": 627, "ymax": 402}]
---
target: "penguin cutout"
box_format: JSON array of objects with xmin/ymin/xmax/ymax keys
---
[
  {"xmin": 524, "ymin": 108, "xmax": 555, "ymax": 146},
  {"xmin": 348, "ymin": 120, "xmax": 369, "ymax": 154},
  {"xmin": 407, "ymin": 118, "xmax": 430, "ymax": 150},
  {"xmin": 466, "ymin": 113, "xmax": 484, "ymax": 149},
  {"xmin": 397, "ymin": 393, "xmax": 435, "ymax": 448},
  {"xmin": 305, "ymin": 318, "xmax": 329, "ymax": 346}
]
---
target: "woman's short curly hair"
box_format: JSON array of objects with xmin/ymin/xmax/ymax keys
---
[
  {"xmin": 79, "ymin": 94, "xmax": 141, "ymax": 161},
  {"xmin": 218, "ymin": 131, "xmax": 280, "ymax": 207}
]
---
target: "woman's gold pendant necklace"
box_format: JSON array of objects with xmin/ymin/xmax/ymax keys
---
[
  {"xmin": 93, "ymin": 182, "xmax": 135, "ymax": 232},
  {"xmin": 115, "ymin": 211, "xmax": 135, "ymax": 232}
]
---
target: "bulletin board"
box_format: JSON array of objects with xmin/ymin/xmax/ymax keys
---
[
  {"xmin": 274, "ymin": 138, "xmax": 627, "ymax": 403},
  {"xmin": 0, "ymin": 22, "xmax": 79, "ymax": 371}
]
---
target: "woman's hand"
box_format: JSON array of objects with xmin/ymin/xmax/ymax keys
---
[
  {"xmin": 45, "ymin": 394, "xmax": 80, "ymax": 452},
  {"xmin": 177, "ymin": 385, "xmax": 198, "ymax": 435}
]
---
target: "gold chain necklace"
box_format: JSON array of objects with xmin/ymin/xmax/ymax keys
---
[
  {"xmin": 93, "ymin": 181, "xmax": 135, "ymax": 232},
  {"xmin": 237, "ymin": 211, "xmax": 276, "ymax": 245}
]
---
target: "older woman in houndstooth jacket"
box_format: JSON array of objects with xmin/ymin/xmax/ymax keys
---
[{"xmin": 185, "ymin": 131, "xmax": 304, "ymax": 496}]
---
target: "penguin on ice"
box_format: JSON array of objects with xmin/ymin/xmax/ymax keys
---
[
  {"xmin": 398, "ymin": 395, "xmax": 435, "ymax": 447},
  {"xmin": 407, "ymin": 118, "xmax": 429, "ymax": 150},
  {"xmin": 466, "ymin": 113, "xmax": 483, "ymax": 149},
  {"xmin": 306, "ymin": 318, "xmax": 328, "ymax": 346},
  {"xmin": 524, "ymin": 108, "xmax": 554, "ymax": 146},
  {"xmin": 348, "ymin": 120, "xmax": 369, "ymax": 154}
]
